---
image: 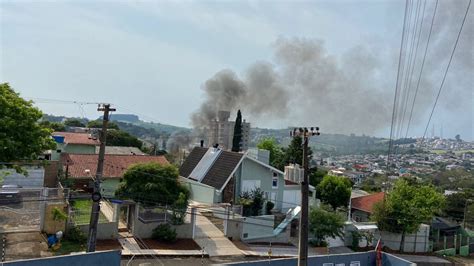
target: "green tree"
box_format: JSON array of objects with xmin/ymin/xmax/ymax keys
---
[
  {"xmin": 309, "ymin": 205, "xmax": 345, "ymax": 247},
  {"xmin": 317, "ymin": 175, "xmax": 352, "ymax": 210},
  {"xmin": 64, "ymin": 118, "xmax": 86, "ymax": 127},
  {"xmin": 232, "ymin": 110, "xmax": 243, "ymax": 152},
  {"xmin": 87, "ymin": 120, "xmax": 120, "ymax": 130},
  {"xmin": 0, "ymin": 83, "xmax": 56, "ymax": 162},
  {"xmin": 257, "ymin": 137, "xmax": 285, "ymax": 170},
  {"xmin": 443, "ymin": 189, "xmax": 474, "ymax": 223},
  {"xmin": 309, "ymin": 169, "xmax": 328, "ymax": 187},
  {"xmin": 106, "ymin": 130, "xmax": 143, "ymax": 149},
  {"xmin": 283, "ymin": 136, "xmax": 313, "ymax": 166},
  {"xmin": 39, "ymin": 120, "xmax": 66, "ymax": 132},
  {"xmin": 115, "ymin": 163, "xmax": 189, "ymax": 207},
  {"xmin": 372, "ymin": 179, "xmax": 445, "ymax": 251}
]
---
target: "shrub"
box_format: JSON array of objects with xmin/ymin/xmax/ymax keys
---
[
  {"xmin": 266, "ymin": 201, "xmax": 275, "ymax": 214},
  {"xmin": 171, "ymin": 192, "xmax": 187, "ymax": 225},
  {"xmin": 152, "ymin": 223, "xmax": 177, "ymax": 243},
  {"xmin": 65, "ymin": 226, "xmax": 87, "ymax": 244}
]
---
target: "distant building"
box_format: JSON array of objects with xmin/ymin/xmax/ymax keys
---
[
  {"xmin": 208, "ymin": 111, "xmax": 250, "ymax": 151},
  {"xmin": 50, "ymin": 132, "xmax": 100, "ymax": 160},
  {"xmin": 61, "ymin": 153, "xmax": 168, "ymax": 196},
  {"xmin": 351, "ymin": 192, "xmax": 385, "ymax": 222}
]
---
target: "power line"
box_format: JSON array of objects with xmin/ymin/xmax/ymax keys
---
[
  {"xmin": 387, "ymin": 0, "xmax": 410, "ymax": 169},
  {"xmin": 397, "ymin": 0, "xmax": 426, "ymax": 140},
  {"xmin": 405, "ymin": 0, "xmax": 439, "ymax": 139},
  {"xmin": 392, "ymin": 0, "xmax": 414, "ymax": 143},
  {"xmin": 24, "ymin": 97, "xmax": 102, "ymax": 105},
  {"xmin": 395, "ymin": 0, "xmax": 422, "ymax": 141},
  {"xmin": 422, "ymin": 0, "xmax": 472, "ymax": 142}
]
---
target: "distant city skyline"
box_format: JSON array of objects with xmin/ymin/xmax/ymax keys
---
[{"xmin": 1, "ymin": 1, "xmax": 472, "ymax": 140}]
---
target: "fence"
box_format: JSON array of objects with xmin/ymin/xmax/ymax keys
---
[
  {"xmin": 433, "ymin": 232, "xmax": 474, "ymax": 256},
  {"xmin": 0, "ymin": 188, "xmax": 67, "ymax": 233},
  {"xmin": 137, "ymin": 205, "xmax": 171, "ymax": 224},
  {"xmin": 68, "ymin": 199, "xmax": 109, "ymax": 226}
]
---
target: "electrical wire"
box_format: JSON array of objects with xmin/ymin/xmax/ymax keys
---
[
  {"xmin": 404, "ymin": 0, "xmax": 439, "ymax": 139},
  {"xmin": 387, "ymin": 0, "xmax": 410, "ymax": 169},
  {"xmin": 398, "ymin": 0, "xmax": 426, "ymax": 140},
  {"xmin": 421, "ymin": 0, "xmax": 472, "ymax": 142}
]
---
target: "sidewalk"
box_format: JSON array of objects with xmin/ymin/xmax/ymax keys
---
[
  {"xmin": 118, "ymin": 236, "xmax": 206, "ymax": 256},
  {"xmin": 194, "ymin": 210, "xmax": 243, "ymax": 257}
]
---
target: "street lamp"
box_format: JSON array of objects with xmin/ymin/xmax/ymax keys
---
[{"xmin": 290, "ymin": 127, "xmax": 320, "ymax": 266}]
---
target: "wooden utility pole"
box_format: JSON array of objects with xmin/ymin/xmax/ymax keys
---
[
  {"xmin": 86, "ymin": 103, "xmax": 115, "ymax": 252},
  {"xmin": 291, "ymin": 127, "xmax": 320, "ymax": 266}
]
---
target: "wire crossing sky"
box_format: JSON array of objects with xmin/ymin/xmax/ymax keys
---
[{"xmin": 1, "ymin": 0, "xmax": 472, "ymax": 140}]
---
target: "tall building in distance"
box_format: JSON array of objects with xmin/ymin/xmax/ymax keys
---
[{"xmin": 208, "ymin": 110, "xmax": 250, "ymax": 151}]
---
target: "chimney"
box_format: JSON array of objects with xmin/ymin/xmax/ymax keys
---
[{"xmin": 200, "ymin": 140, "xmax": 204, "ymax": 147}]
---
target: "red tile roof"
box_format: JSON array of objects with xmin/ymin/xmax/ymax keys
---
[
  {"xmin": 62, "ymin": 153, "xmax": 169, "ymax": 179},
  {"xmin": 351, "ymin": 192, "xmax": 385, "ymax": 214},
  {"xmin": 53, "ymin": 132, "xmax": 100, "ymax": 145}
]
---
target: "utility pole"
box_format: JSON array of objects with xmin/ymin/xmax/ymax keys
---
[
  {"xmin": 86, "ymin": 103, "xmax": 115, "ymax": 252},
  {"xmin": 290, "ymin": 127, "xmax": 320, "ymax": 266}
]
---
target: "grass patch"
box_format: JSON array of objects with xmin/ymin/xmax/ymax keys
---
[
  {"xmin": 53, "ymin": 239, "xmax": 86, "ymax": 255},
  {"xmin": 70, "ymin": 199, "xmax": 108, "ymax": 225},
  {"xmin": 431, "ymin": 150, "xmax": 447, "ymax": 154}
]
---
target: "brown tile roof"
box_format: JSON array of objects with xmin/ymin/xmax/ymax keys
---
[
  {"xmin": 179, "ymin": 147, "xmax": 208, "ymax": 177},
  {"xmin": 201, "ymin": 150, "xmax": 243, "ymax": 190},
  {"xmin": 62, "ymin": 153, "xmax": 169, "ymax": 179},
  {"xmin": 351, "ymin": 192, "xmax": 385, "ymax": 214},
  {"xmin": 53, "ymin": 132, "xmax": 100, "ymax": 145},
  {"xmin": 285, "ymin": 179, "xmax": 298, "ymax": 185}
]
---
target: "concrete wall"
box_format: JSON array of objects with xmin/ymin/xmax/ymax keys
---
[
  {"xmin": 382, "ymin": 253, "xmax": 416, "ymax": 266},
  {"xmin": 174, "ymin": 222, "xmax": 193, "ymax": 239},
  {"xmin": 380, "ymin": 224, "xmax": 430, "ymax": 252},
  {"xmin": 78, "ymin": 221, "xmax": 118, "ymax": 240},
  {"xmin": 226, "ymin": 251, "xmax": 415, "ymax": 266},
  {"xmin": 1, "ymin": 167, "xmax": 44, "ymax": 187},
  {"xmin": 3, "ymin": 250, "xmax": 121, "ymax": 266},
  {"xmin": 180, "ymin": 177, "xmax": 217, "ymax": 204},
  {"xmin": 132, "ymin": 216, "xmax": 161, "ymax": 239},
  {"xmin": 226, "ymin": 218, "xmax": 244, "ymax": 241},
  {"xmin": 241, "ymin": 215, "xmax": 274, "ymax": 241},
  {"xmin": 132, "ymin": 215, "xmax": 194, "ymax": 239}
]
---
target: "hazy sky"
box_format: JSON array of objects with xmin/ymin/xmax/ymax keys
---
[{"xmin": 1, "ymin": 0, "xmax": 472, "ymax": 140}]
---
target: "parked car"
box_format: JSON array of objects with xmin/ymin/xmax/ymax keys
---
[{"xmin": 0, "ymin": 189, "xmax": 23, "ymax": 207}]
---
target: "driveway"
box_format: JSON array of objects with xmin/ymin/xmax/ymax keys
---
[
  {"xmin": 2, "ymin": 232, "xmax": 52, "ymax": 261},
  {"xmin": 194, "ymin": 211, "xmax": 243, "ymax": 257}
]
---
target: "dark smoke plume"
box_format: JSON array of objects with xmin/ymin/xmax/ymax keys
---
[{"xmin": 192, "ymin": 1, "xmax": 472, "ymax": 136}]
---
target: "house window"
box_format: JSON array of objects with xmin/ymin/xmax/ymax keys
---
[{"xmin": 272, "ymin": 178, "xmax": 278, "ymax": 188}]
